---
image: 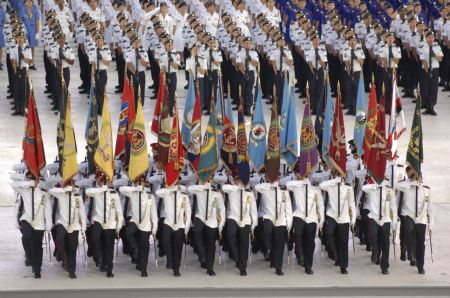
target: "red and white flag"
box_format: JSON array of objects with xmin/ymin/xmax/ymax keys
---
[{"xmin": 387, "ymin": 74, "xmax": 406, "ymax": 160}]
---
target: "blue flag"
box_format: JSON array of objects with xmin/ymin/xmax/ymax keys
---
[
  {"xmin": 281, "ymin": 86, "xmax": 298, "ymax": 168},
  {"xmin": 181, "ymin": 76, "xmax": 195, "ymax": 148},
  {"xmin": 248, "ymin": 87, "xmax": 266, "ymax": 172},
  {"xmin": 279, "ymin": 79, "xmax": 290, "ymax": 154},
  {"xmin": 322, "ymin": 80, "xmax": 334, "ymax": 166},
  {"xmin": 353, "ymin": 73, "xmax": 366, "ymax": 157}
]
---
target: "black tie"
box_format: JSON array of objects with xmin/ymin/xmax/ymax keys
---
[
  {"xmin": 138, "ymin": 190, "xmax": 142, "ymax": 224},
  {"xmin": 103, "ymin": 191, "xmax": 107, "ymax": 224},
  {"xmin": 240, "ymin": 189, "xmax": 243, "ymax": 222},
  {"xmin": 350, "ymin": 49, "xmax": 354, "ymax": 73},
  {"xmin": 205, "ymin": 189, "xmax": 210, "ymax": 221},
  {"xmin": 315, "ymin": 48, "xmax": 319, "ymax": 69},
  {"xmin": 245, "ymin": 49, "xmax": 250, "ymax": 72},
  {"xmin": 174, "ymin": 191, "xmax": 178, "ymax": 225},
  {"xmin": 31, "ymin": 187, "xmax": 35, "ymax": 221},
  {"xmin": 209, "ymin": 48, "xmax": 213, "ymax": 71},
  {"xmin": 337, "ymin": 182, "xmax": 341, "ymax": 217},
  {"xmin": 415, "ymin": 186, "xmax": 418, "ymax": 218},
  {"xmin": 305, "ymin": 184, "xmax": 309, "ymax": 217},
  {"xmin": 18, "ymin": 47, "xmax": 22, "ymax": 69},
  {"xmin": 69, "ymin": 191, "xmax": 72, "ymax": 225},
  {"xmin": 275, "ymin": 188, "xmax": 278, "ymax": 220},
  {"xmin": 388, "ymin": 46, "xmax": 393, "ymax": 69},
  {"xmin": 135, "ymin": 48, "xmax": 139, "ymax": 74},
  {"xmin": 279, "ymin": 48, "xmax": 283, "ymax": 72},
  {"xmin": 379, "ymin": 187, "xmax": 382, "ymax": 221},
  {"xmin": 429, "ymin": 45, "xmax": 432, "ymax": 71}
]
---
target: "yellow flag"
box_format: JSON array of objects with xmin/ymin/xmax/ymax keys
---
[
  {"xmin": 62, "ymin": 95, "xmax": 78, "ymax": 185},
  {"xmin": 128, "ymin": 97, "xmax": 149, "ymax": 182},
  {"xmin": 94, "ymin": 95, "xmax": 114, "ymax": 181}
]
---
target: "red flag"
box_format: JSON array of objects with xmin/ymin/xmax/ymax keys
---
[
  {"xmin": 166, "ymin": 107, "xmax": 184, "ymax": 187},
  {"xmin": 186, "ymin": 86, "xmax": 202, "ymax": 171},
  {"xmin": 23, "ymin": 92, "xmax": 46, "ymax": 179},
  {"xmin": 151, "ymin": 75, "xmax": 165, "ymax": 135},
  {"xmin": 329, "ymin": 84, "xmax": 346, "ymax": 177},
  {"xmin": 363, "ymin": 82, "xmax": 378, "ymax": 165},
  {"xmin": 367, "ymin": 93, "xmax": 387, "ymax": 184},
  {"xmin": 387, "ymin": 74, "xmax": 406, "ymax": 160},
  {"xmin": 115, "ymin": 75, "xmax": 132, "ymax": 158},
  {"xmin": 157, "ymin": 78, "xmax": 171, "ymax": 169}
]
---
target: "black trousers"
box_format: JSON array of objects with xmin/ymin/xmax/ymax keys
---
[
  {"xmin": 360, "ymin": 208, "xmax": 371, "ymax": 247},
  {"xmin": 226, "ymin": 219, "xmax": 250, "ymax": 271},
  {"xmin": 252, "ymin": 217, "xmax": 265, "ymax": 254},
  {"xmin": 193, "ymin": 218, "xmax": 218, "ymax": 271},
  {"xmin": 293, "ymin": 217, "xmax": 317, "ymax": 271},
  {"xmin": 149, "ymin": 51, "xmax": 160, "ymax": 94},
  {"xmin": 43, "ymin": 51, "xmax": 51, "ymax": 91},
  {"xmin": 94, "ymin": 70, "xmax": 107, "ymax": 114},
  {"xmin": 125, "ymin": 222, "xmax": 151, "ymax": 271},
  {"xmin": 363, "ymin": 50, "xmax": 373, "ymax": 91},
  {"xmin": 205, "ymin": 69, "xmax": 219, "ymax": 111},
  {"xmin": 55, "ymin": 67, "xmax": 70, "ymax": 111},
  {"xmin": 167, "ymin": 72, "xmax": 177, "ymax": 116},
  {"xmin": 91, "ymin": 222, "xmax": 115, "ymax": 274},
  {"xmin": 274, "ymin": 72, "xmax": 284, "ymax": 114},
  {"xmin": 230, "ymin": 65, "xmax": 240, "ymax": 106},
  {"xmin": 13, "ymin": 68, "xmax": 28, "ymax": 114},
  {"xmin": 162, "ymin": 224, "xmax": 184, "ymax": 273},
  {"xmin": 133, "ymin": 71, "xmax": 146, "ymax": 107},
  {"xmin": 198, "ymin": 77, "xmax": 206, "ymax": 110},
  {"xmin": 115, "ymin": 50, "xmax": 125, "ymax": 90},
  {"xmin": 381, "ymin": 69, "xmax": 394, "ymax": 111},
  {"xmin": 55, "ymin": 225, "xmax": 79, "ymax": 274},
  {"xmin": 78, "ymin": 47, "xmax": 90, "ymax": 90},
  {"xmin": 345, "ymin": 71, "xmax": 359, "ymax": 113},
  {"xmin": 404, "ymin": 216, "xmax": 426, "ymax": 270},
  {"xmin": 325, "ymin": 217, "xmax": 349, "ymax": 270},
  {"xmin": 307, "ymin": 68, "xmax": 325, "ymax": 114},
  {"xmin": 263, "ymin": 219, "xmax": 286, "ymax": 270},
  {"xmin": 241, "ymin": 70, "xmax": 255, "ymax": 114},
  {"xmin": 20, "ymin": 221, "xmax": 44, "ymax": 274},
  {"xmin": 368, "ymin": 220, "xmax": 390, "ymax": 270},
  {"xmin": 421, "ymin": 69, "xmax": 439, "ymax": 112}
]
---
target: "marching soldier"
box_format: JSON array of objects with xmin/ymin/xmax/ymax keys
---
[
  {"xmin": 90, "ymin": 33, "xmax": 111, "ymax": 114},
  {"xmin": 204, "ymin": 36, "xmax": 222, "ymax": 114},
  {"xmin": 160, "ymin": 38, "xmax": 181, "ymax": 116},
  {"xmin": 361, "ymin": 181, "xmax": 397, "ymax": 274},
  {"xmin": 396, "ymin": 167, "xmax": 434, "ymax": 274},
  {"xmin": 188, "ymin": 182, "xmax": 226, "ymax": 276},
  {"xmin": 126, "ymin": 33, "xmax": 149, "ymax": 106},
  {"xmin": 236, "ymin": 36, "xmax": 259, "ymax": 117},
  {"xmin": 306, "ymin": 32, "xmax": 327, "ymax": 114},
  {"xmin": 286, "ymin": 175, "xmax": 324, "ymax": 274},
  {"xmin": 49, "ymin": 182, "xmax": 87, "ymax": 279},
  {"xmin": 186, "ymin": 43, "xmax": 207, "ymax": 110},
  {"xmin": 85, "ymin": 171, "xmax": 124, "ymax": 278},
  {"xmin": 319, "ymin": 175, "xmax": 356, "ymax": 274},
  {"xmin": 222, "ymin": 178, "xmax": 257, "ymax": 276},
  {"xmin": 12, "ymin": 174, "xmax": 52, "ymax": 278},
  {"xmin": 342, "ymin": 34, "xmax": 365, "ymax": 115},
  {"xmin": 255, "ymin": 181, "xmax": 293, "ymax": 276},
  {"xmin": 155, "ymin": 185, "xmax": 192, "ymax": 277},
  {"xmin": 119, "ymin": 175, "xmax": 158, "ymax": 277},
  {"xmin": 270, "ymin": 35, "xmax": 293, "ymax": 113}
]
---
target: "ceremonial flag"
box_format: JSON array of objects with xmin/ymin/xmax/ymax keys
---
[
  {"xmin": 61, "ymin": 94, "xmax": 78, "ymax": 185},
  {"xmin": 57, "ymin": 84, "xmax": 69, "ymax": 171},
  {"xmin": 237, "ymin": 102, "xmax": 250, "ymax": 185},
  {"xmin": 329, "ymin": 84, "xmax": 346, "ymax": 177},
  {"xmin": 186, "ymin": 85, "xmax": 202, "ymax": 171},
  {"xmin": 314, "ymin": 81, "xmax": 326, "ymax": 155},
  {"xmin": 123, "ymin": 77, "xmax": 136, "ymax": 172},
  {"xmin": 166, "ymin": 106, "xmax": 184, "ymax": 187},
  {"xmin": 279, "ymin": 78, "xmax": 289, "ymax": 153},
  {"xmin": 181, "ymin": 76, "xmax": 195, "ymax": 148},
  {"xmin": 220, "ymin": 89, "xmax": 237, "ymax": 176},
  {"xmin": 406, "ymin": 91, "xmax": 423, "ymax": 179},
  {"xmin": 265, "ymin": 98, "xmax": 280, "ymax": 183},
  {"xmin": 366, "ymin": 93, "xmax": 387, "ymax": 184},
  {"xmin": 249, "ymin": 86, "xmax": 266, "ymax": 172},
  {"xmin": 321, "ymin": 79, "xmax": 334, "ymax": 166},
  {"xmin": 197, "ymin": 102, "xmax": 219, "ymax": 184},
  {"xmin": 114, "ymin": 75, "xmax": 131, "ymax": 159},
  {"xmin": 215, "ymin": 81, "xmax": 224, "ymax": 150},
  {"xmin": 157, "ymin": 83, "xmax": 171, "ymax": 169},
  {"xmin": 23, "ymin": 91, "xmax": 46, "ymax": 180},
  {"xmin": 281, "ymin": 85, "xmax": 298, "ymax": 169},
  {"xmin": 298, "ymin": 89, "xmax": 319, "ymax": 178},
  {"xmin": 363, "ymin": 81, "xmax": 378, "ymax": 165},
  {"xmin": 353, "ymin": 73, "xmax": 366, "ymax": 157},
  {"xmin": 85, "ymin": 85, "xmax": 98, "ymax": 175},
  {"xmin": 387, "ymin": 73, "xmax": 406, "ymax": 160},
  {"xmin": 151, "ymin": 75, "xmax": 166, "ymax": 135},
  {"xmin": 128, "ymin": 95, "xmax": 149, "ymax": 182},
  {"xmin": 94, "ymin": 95, "xmax": 114, "ymax": 181}
]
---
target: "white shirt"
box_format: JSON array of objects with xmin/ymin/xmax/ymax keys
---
[
  {"xmin": 236, "ymin": 48, "xmax": 259, "ymax": 72},
  {"xmin": 254, "ymin": 183, "xmax": 293, "ymax": 229},
  {"xmin": 319, "ymin": 177, "xmax": 356, "ymax": 224},
  {"xmin": 160, "ymin": 13, "xmax": 174, "ymax": 36},
  {"xmin": 119, "ymin": 186, "xmax": 158, "ymax": 234},
  {"xmin": 12, "ymin": 180, "xmax": 52, "ymax": 231},
  {"xmin": 156, "ymin": 187, "xmax": 191, "ymax": 233},
  {"xmin": 379, "ymin": 44, "xmax": 401, "ymax": 69},
  {"xmin": 10, "ymin": 44, "xmax": 33, "ymax": 69},
  {"xmin": 419, "ymin": 42, "xmax": 443, "ymax": 69},
  {"xmin": 126, "ymin": 46, "xmax": 149, "ymax": 72},
  {"xmin": 305, "ymin": 46, "xmax": 327, "ymax": 69},
  {"xmin": 188, "ymin": 184, "xmax": 226, "ymax": 231},
  {"xmin": 286, "ymin": 180, "xmax": 324, "ymax": 227},
  {"xmin": 186, "ymin": 55, "xmax": 207, "ymax": 78},
  {"xmin": 361, "ymin": 182, "xmax": 397, "ymax": 227},
  {"xmin": 396, "ymin": 180, "xmax": 434, "ymax": 227},
  {"xmin": 203, "ymin": 12, "xmax": 220, "ymax": 37},
  {"xmin": 270, "ymin": 46, "xmax": 292, "ymax": 72},
  {"xmin": 222, "ymin": 184, "xmax": 257, "ymax": 230},
  {"xmin": 265, "ymin": 7, "xmax": 281, "ymax": 27},
  {"xmin": 342, "ymin": 44, "xmax": 365, "ymax": 72},
  {"xmin": 203, "ymin": 47, "xmax": 223, "ymax": 71},
  {"xmin": 49, "ymin": 186, "xmax": 87, "ymax": 233},
  {"xmin": 159, "ymin": 51, "xmax": 181, "ymax": 73},
  {"xmin": 51, "ymin": 43, "xmax": 75, "ymax": 69},
  {"xmin": 89, "ymin": 45, "xmax": 112, "ymax": 70},
  {"xmin": 85, "ymin": 185, "xmax": 124, "ymax": 231}
]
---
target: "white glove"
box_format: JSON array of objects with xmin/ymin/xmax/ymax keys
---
[
  {"xmin": 391, "ymin": 222, "xmax": 397, "ymax": 231},
  {"xmin": 152, "ymin": 229, "xmax": 157, "ymax": 237},
  {"xmin": 35, "ymin": 33, "xmax": 40, "ymax": 42}
]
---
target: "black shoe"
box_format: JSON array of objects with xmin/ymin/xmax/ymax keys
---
[
  {"xmin": 166, "ymin": 264, "xmax": 172, "ymax": 269},
  {"xmin": 173, "ymin": 271, "xmax": 181, "ymax": 277},
  {"xmin": 44, "ymin": 89, "xmax": 51, "ymax": 94},
  {"xmin": 184, "ymin": 84, "xmax": 189, "ymax": 89},
  {"xmin": 400, "ymin": 253, "xmax": 406, "ymax": 261},
  {"xmin": 79, "ymin": 89, "xmax": 88, "ymax": 94},
  {"xmin": 382, "ymin": 269, "xmax": 389, "ymax": 275},
  {"xmin": 418, "ymin": 268, "xmax": 425, "ymax": 275},
  {"xmin": 100, "ymin": 266, "xmax": 106, "ymax": 272},
  {"xmin": 340, "ymin": 268, "xmax": 348, "ymax": 274},
  {"xmin": 232, "ymin": 106, "xmax": 239, "ymax": 111},
  {"xmin": 207, "ymin": 269, "xmax": 216, "ymax": 276},
  {"xmin": 366, "ymin": 245, "xmax": 372, "ymax": 252},
  {"xmin": 305, "ymin": 268, "xmax": 314, "ymax": 275},
  {"xmin": 149, "ymin": 84, "xmax": 155, "ymax": 89},
  {"xmin": 275, "ymin": 269, "xmax": 284, "ymax": 276},
  {"xmin": 240, "ymin": 269, "xmax": 247, "ymax": 276},
  {"xmin": 264, "ymin": 252, "xmax": 270, "ymax": 262},
  {"xmin": 7, "ymin": 95, "xmax": 14, "ymax": 99},
  {"xmin": 11, "ymin": 111, "xmax": 21, "ymax": 116},
  {"xmin": 265, "ymin": 99, "xmax": 273, "ymax": 105},
  {"xmin": 115, "ymin": 89, "xmax": 122, "ymax": 94},
  {"xmin": 203, "ymin": 111, "xmax": 210, "ymax": 116},
  {"xmin": 51, "ymin": 106, "xmax": 58, "ymax": 111},
  {"xmin": 430, "ymin": 110, "xmax": 437, "ymax": 116},
  {"xmin": 345, "ymin": 110, "xmax": 355, "ymax": 116},
  {"xmin": 29, "ymin": 65, "xmax": 37, "ymax": 70},
  {"xmin": 34, "ymin": 272, "xmax": 41, "ymax": 279},
  {"xmin": 69, "ymin": 272, "xmax": 77, "ymax": 279},
  {"xmin": 410, "ymin": 259, "xmax": 416, "ymax": 266},
  {"xmin": 106, "ymin": 272, "xmax": 114, "ymax": 278},
  {"xmin": 150, "ymin": 94, "xmax": 157, "ymax": 99},
  {"xmin": 141, "ymin": 270, "xmax": 148, "ymax": 277},
  {"xmin": 297, "ymin": 258, "xmax": 304, "ymax": 267},
  {"xmin": 158, "ymin": 248, "xmax": 165, "ymax": 258},
  {"xmin": 244, "ymin": 112, "xmax": 252, "ymax": 117},
  {"xmin": 334, "ymin": 260, "xmax": 340, "ymax": 266},
  {"xmin": 25, "ymin": 259, "xmax": 32, "ymax": 266},
  {"xmin": 136, "ymin": 264, "xmax": 141, "ymax": 271}
]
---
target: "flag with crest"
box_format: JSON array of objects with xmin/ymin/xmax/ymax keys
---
[
  {"xmin": 197, "ymin": 102, "xmax": 219, "ymax": 184},
  {"xmin": 249, "ymin": 86, "xmax": 266, "ymax": 172},
  {"xmin": 94, "ymin": 95, "xmax": 114, "ymax": 181},
  {"xmin": 406, "ymin": 91, "xmax": 423, "ymax": 179},
  {"xmin": 363, "ymin": 80, "xmax": 378, "ymax": 165},
  {"xmin": 280, "ymin": 85, "xmax": 298, "ymax": 168},
  {"xmin": 387, "ymin": 73, "xmax": 406, "ymax": 160},
  {"xmin": 353, "ymin": 73, "xmax": 366, "ymax": 157},
  {"xmin": 157, "ymin": 81, "xmax": 171, "ymax": 169},
  {"xmin": 85, "ymin": 85, "xmax": 98, "ymax": 174},
  {"xmin": 329, "ymin": 84, "xmax": 346, "ymax": 177},
  {"xmin": 265, "ymin": 99, "xmax": 280, "ymax": 183},
  {"xmin": 236, "ymin": 101, "xmax": 250, "ymax": 185},
  {"xmin": 220, "ymin": 90, "xmax": 237, "ymax": 176},
  {"xmin": 166, "ymin": 105, "xmax": 185, "ymax": 187},
  {"xmin": 321, "ymin": 79, "xmax": 334, "ymax": 166},
  {"xmin": 181, "ymin": 76, "xmax": 195, "ymax": 148},
  {"xmin": 187, "ymin": 84, "xmax": 202, "ymax": 171},
  {"xmin": 61, "ymin": 94, "xmax": 78, "ymax": 185}
]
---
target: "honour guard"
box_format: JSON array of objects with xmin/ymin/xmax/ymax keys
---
[
  {"xmin": 160, "ymin": 38, "xmax": 180, "ymax": 116},
  {"xmin": 11, "ymin": 31, "xmax": 32, "ymax": 116},
  {"xmin": 90, "ymin": 32, "xmax": 111, "ymax": 114},
  {"xmin": 126, "ymin": 33, "xmax": 149, "ymax": 106},
  {"xmin": 236, "ymin": 36, "xmax": 259, "ymax": 117}
]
